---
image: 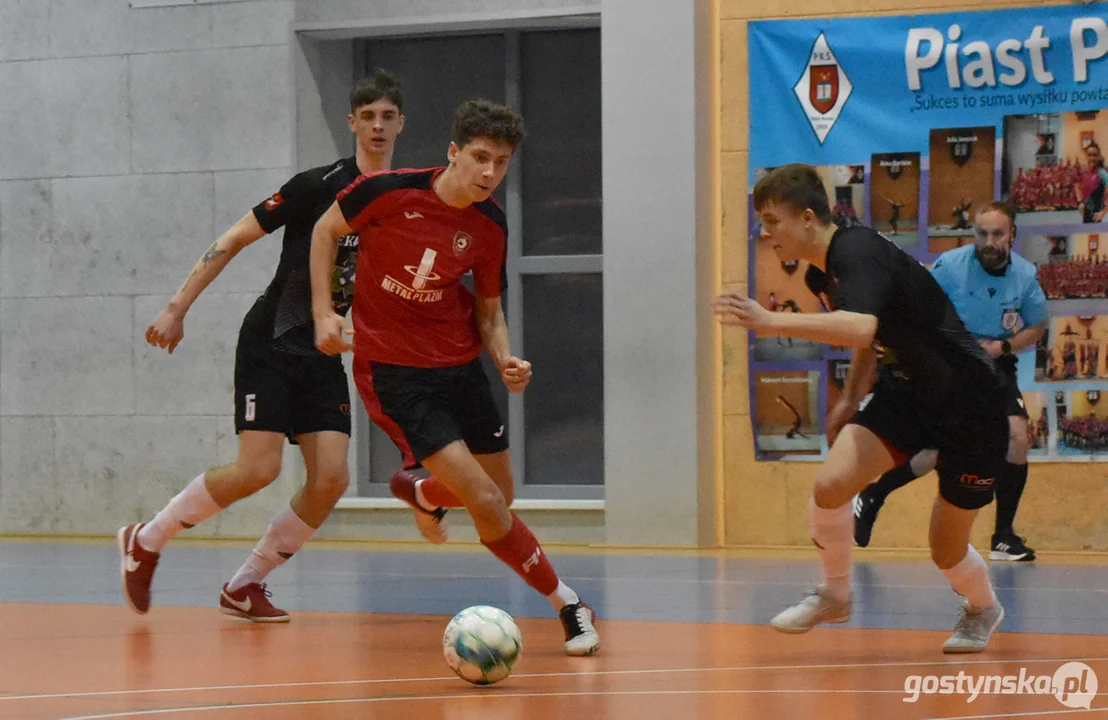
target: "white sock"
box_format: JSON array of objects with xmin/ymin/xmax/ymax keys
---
[
  {"xmin": 942, "ymin": 544, "xmax": 997, "ymax": 609},
  {"xmin": 137, "ymin": 473, "xmax": 221, "ymax": 553},
  {"xmin": 227, "ymin": 507, "xmax": 315, "ymax": 592},
  {"xmin": 546, "ymin": 580, "xmax": 580, "ymax": 612},
  {"xmin": 809, "ymin": 497, "xmax": 853, "ymax": 602}
]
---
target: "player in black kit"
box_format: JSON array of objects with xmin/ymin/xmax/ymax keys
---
[
  {"xmin": 713, "ymin": 164, "xmax": 1009, "ymax": 653},
  {"xmin": 117, "ymin": 71, "xmax": 406, "ymax": 622}
]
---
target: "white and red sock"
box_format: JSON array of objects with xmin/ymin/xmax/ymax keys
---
[
  {"xmin": 942, "ymin": 544, "xmax": 997, "ymax": 609},
  {"xmin": 137, "ymin": 473, "xmax": 221, "ymax": 553},
  {"xmin": 227, "ymin": 507, "xmax": 315, "ymax": 592},
  {"xmin": 482, "ymin": 514, "xmax": 578, "ymax": 611},
  {"xmin": 809, "ymin": 497, "xmax": 854, "ymax": 602}
]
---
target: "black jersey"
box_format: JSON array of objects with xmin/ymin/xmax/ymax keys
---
[
  {"xmin": 806, "ymin": 226, "xmax": 1006, "ymax": 424},
  {"xmin": 241, "ymin": 157, "xmax": 361, "ymax": 355}
]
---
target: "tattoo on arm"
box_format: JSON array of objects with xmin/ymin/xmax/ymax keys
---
[{"xmin": 201, "ymin": 241, "xmax": 226, "ymax": 266}]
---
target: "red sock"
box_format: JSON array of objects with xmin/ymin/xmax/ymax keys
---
[
  {"xmin": 482, "ymin": 514, "xmax": 559, "ymax": 596},
  {"xmin": 418, "ymin": 476, "xmax": 464, "ymax": 508}
]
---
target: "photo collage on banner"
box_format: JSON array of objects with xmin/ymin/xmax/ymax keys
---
[{"xmin": 747, "ymin": 4, "xmax": 1108, "ymax": 461}]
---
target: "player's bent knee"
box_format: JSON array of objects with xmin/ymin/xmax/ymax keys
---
[
  {"xmin": 306, "ymin": 469, "xmax": 349, "ymax": 499},
  {"xmin": 237, "ymin": 458, "xmax": 282, "ymax": 492},
  {"xmin": 811, "ymin": 478, "xmax": 857, "ymax": 509}
]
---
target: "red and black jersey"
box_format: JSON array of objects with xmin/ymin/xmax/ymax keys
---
[
  {"xmin": 243, "ymin": 157, "xmax": 360, "ymax": 355},
  {"xmin": 337, "ymin": 168, "xmax": 507, "ymax": 368}
]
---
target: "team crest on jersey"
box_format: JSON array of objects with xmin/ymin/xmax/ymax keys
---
[
  {"xmin": 1000, "ymin": 308, "xmax": 1021, "ymax": 332},
  {"xmin": 264, "ymin": 192, "xmax": 283, "ymax": 210},
  {"xmin": 793, "ymin": 33, "xmax": 852, "ymax": 144},
  {"xmin": 453, "ymin": 231, "xmax": 472, "ymax": 256}
]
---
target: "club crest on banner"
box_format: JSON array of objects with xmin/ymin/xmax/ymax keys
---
[
  {"xmin": 948, "ymin": 133, "xmax": 978, "ymax": 167},
  {"xmin": 1089, "ymin": 390, "xmax": 1101, "ymax": 406},
  {"xmin": 793, "ymin": 33, "xmax": 853, "ymax": 144}
]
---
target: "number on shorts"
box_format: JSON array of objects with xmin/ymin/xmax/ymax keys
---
[{"xmin": 245, "ymin": 393, "xmax": 256, "ymax": 422}]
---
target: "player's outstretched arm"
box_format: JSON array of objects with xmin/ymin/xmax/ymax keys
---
[
  {"xmin": 309, "ymin": 201, "xmax": 354, "ymax": 355},
  {"xmin": 146, "ymin": 212, "xmax": 266, "ymax": 354},
  {"xmin": 475, "ymin": 294, "xmax": 531, "ymax": 393},
  {"xmin": 712, "ymin": 293, "xmax": 877, "ymax": 348}
]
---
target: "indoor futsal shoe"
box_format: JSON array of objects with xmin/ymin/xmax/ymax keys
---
[
  {"xmin": 942, "ymin": 600, "xmax": 1004, "ymax": 653},
  {"xmin": 390, "ymin": 469, "xmax": 449, "ymax": 544},
  {"xmin": 219, "ymin": 582, "xmax": 290, "ymax": 623},
  {"xmin": 989, "ymin": 533, "xmax": 1036, "ymax": 562},
  {"xmin": 770, "ymin": 586, "xmax": 852, "ymax": 633},
  {"xmin": 118, "ymin": 522, "xmax": 160, "ymax": 614},
  {"xmin": 852, "ymin": 491, "xmax": 884, "ymax": 548},
  {"xmin": 559, "ymin": 601, "xmax": 601, "ymax": 656}
]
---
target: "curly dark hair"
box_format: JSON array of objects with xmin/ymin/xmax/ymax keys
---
[{"xmin": 452, "ymin": 100, "xmax": 526, "ymax": 150}]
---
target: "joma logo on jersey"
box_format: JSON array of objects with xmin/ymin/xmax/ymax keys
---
[{"xmin": 793, "ymin": 33, "xmax": 853, "ymax": 144}]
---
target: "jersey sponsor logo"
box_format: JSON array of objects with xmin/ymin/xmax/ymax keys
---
[
  {"xmin": 452, "ymin": 231, "xmax": 472, "ymax": 256},
  {"xmin": 793, "ymin": 33, "xmax": 853, "ymax": 144},
  {"xmin": 383, "ymin": 248, "xmax": 445, "ymax": 303},
  {"xmin": 264, "ymin": 192, "xmax": 283, "ymax": 210},
  {"xmin": 959, "ymin": 473, "xmax": 996, "ymax": 488},
  {"xmin": 404, "ymin": 211, "xmax": 424, "ymax": 220}
]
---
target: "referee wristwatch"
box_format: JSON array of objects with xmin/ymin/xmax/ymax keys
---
[{"xmin": 1000, "ymin": 340, "xmax": 1012, "ymax": 355}]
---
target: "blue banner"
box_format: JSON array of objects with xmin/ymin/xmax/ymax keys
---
[
  {"xmin": 746, "ymin": 4, "xmax": 1108, "ymax": 462},
  {"xmin": 750, "ymin": 4, "xmax": 1108, "ymax": 170}
]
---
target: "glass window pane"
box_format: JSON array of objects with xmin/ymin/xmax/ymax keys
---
[
  {"xmin": 522, "ymin": 273, "xmax": 603, "ymax": 484},
  {"xmin": 367, "ymin": 36, "xmax": 506, "ymax": 179},
  {"xmin": 520, "ymin": 29, "xmax": 602, "ymax": 256}
]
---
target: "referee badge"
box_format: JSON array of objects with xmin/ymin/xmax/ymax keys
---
[{"xmin": 1000, "ymin": 308, "xmax": 1021, "ymax": 332}]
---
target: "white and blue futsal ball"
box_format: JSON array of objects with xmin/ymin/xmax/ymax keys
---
[{"xmin": 442, "ymin": 605, "xmax": 523, "ymax": 685}]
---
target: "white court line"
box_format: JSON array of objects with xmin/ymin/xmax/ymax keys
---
[
  {"xmin": 2, "ymin": 563, "xmax": 1106, "ymax": 594},
  {"xmin": 59, "ymin": 689, "xmax": 1108, "ymax": 720},
  {"xmin": 922, "ymin": 707, "xmax": 1108, "ymax": 719},
  {"xmin": 8, "ymin": 655, "xmax": 1108, "ymax": 703}
]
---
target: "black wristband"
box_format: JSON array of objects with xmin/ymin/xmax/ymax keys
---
[{"xmin": 1001, "ymin": 340, "xmax": 1012, "ymax": 355}]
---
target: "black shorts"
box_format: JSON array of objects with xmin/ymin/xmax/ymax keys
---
[
  {"xmin": 849, "ymin": 381, "xmax": 1009, "ymax": 510},
  {"xmin": 358, "ymin": 358, "xmax": 508, "ymax": 466},
  {"xmin": 233, "ymin": 326, "xmax": 351, "ymax": 441},
  {"xmin": 1001, "ymin": 365, "xmax": 1028, "ymax": 419}
]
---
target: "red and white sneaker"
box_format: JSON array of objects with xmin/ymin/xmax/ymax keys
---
[
  {"xmin": 390, "ymin": 469, "xmax": 448, "ymax": 544},
  {"xmin": 219, "ymin": 583, "xmax": 290, "ymax": 623},
  {"xmin": 118, "ymin": 523, "xmax": 160, "ymax": 614}
]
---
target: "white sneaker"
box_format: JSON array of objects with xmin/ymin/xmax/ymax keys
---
[
  {"xmin": 942, "ymin": 600, "xmax": 1004, "ymax": 653},
  {"xmin": 770, "ymin": 586, "xmax": 851, "ymax": 634},
  {"xmin": 560, "ymin": 602, "xmax": 600, "ymax": 656}
]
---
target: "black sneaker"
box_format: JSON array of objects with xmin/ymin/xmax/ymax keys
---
[
  {"xmin": 989, "ymin": 534, "xmax": 1036, "ymax": 562},
  {"xmin": 559, "ymin": 602, "xmax": 600, "ymax": 656},
  {"xmin": 853, "ymin": 491, "xmax": 884, "ymax": 548}
]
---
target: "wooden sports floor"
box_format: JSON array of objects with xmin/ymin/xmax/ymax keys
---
[{"xmin": 1, "ymin": 539, "xmax": 1105, "ymax": 719}]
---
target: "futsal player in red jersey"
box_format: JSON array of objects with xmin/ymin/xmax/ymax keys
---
[{"xmin": 309, "ymin": 100, "xmax": 600, "ymax": 656}]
